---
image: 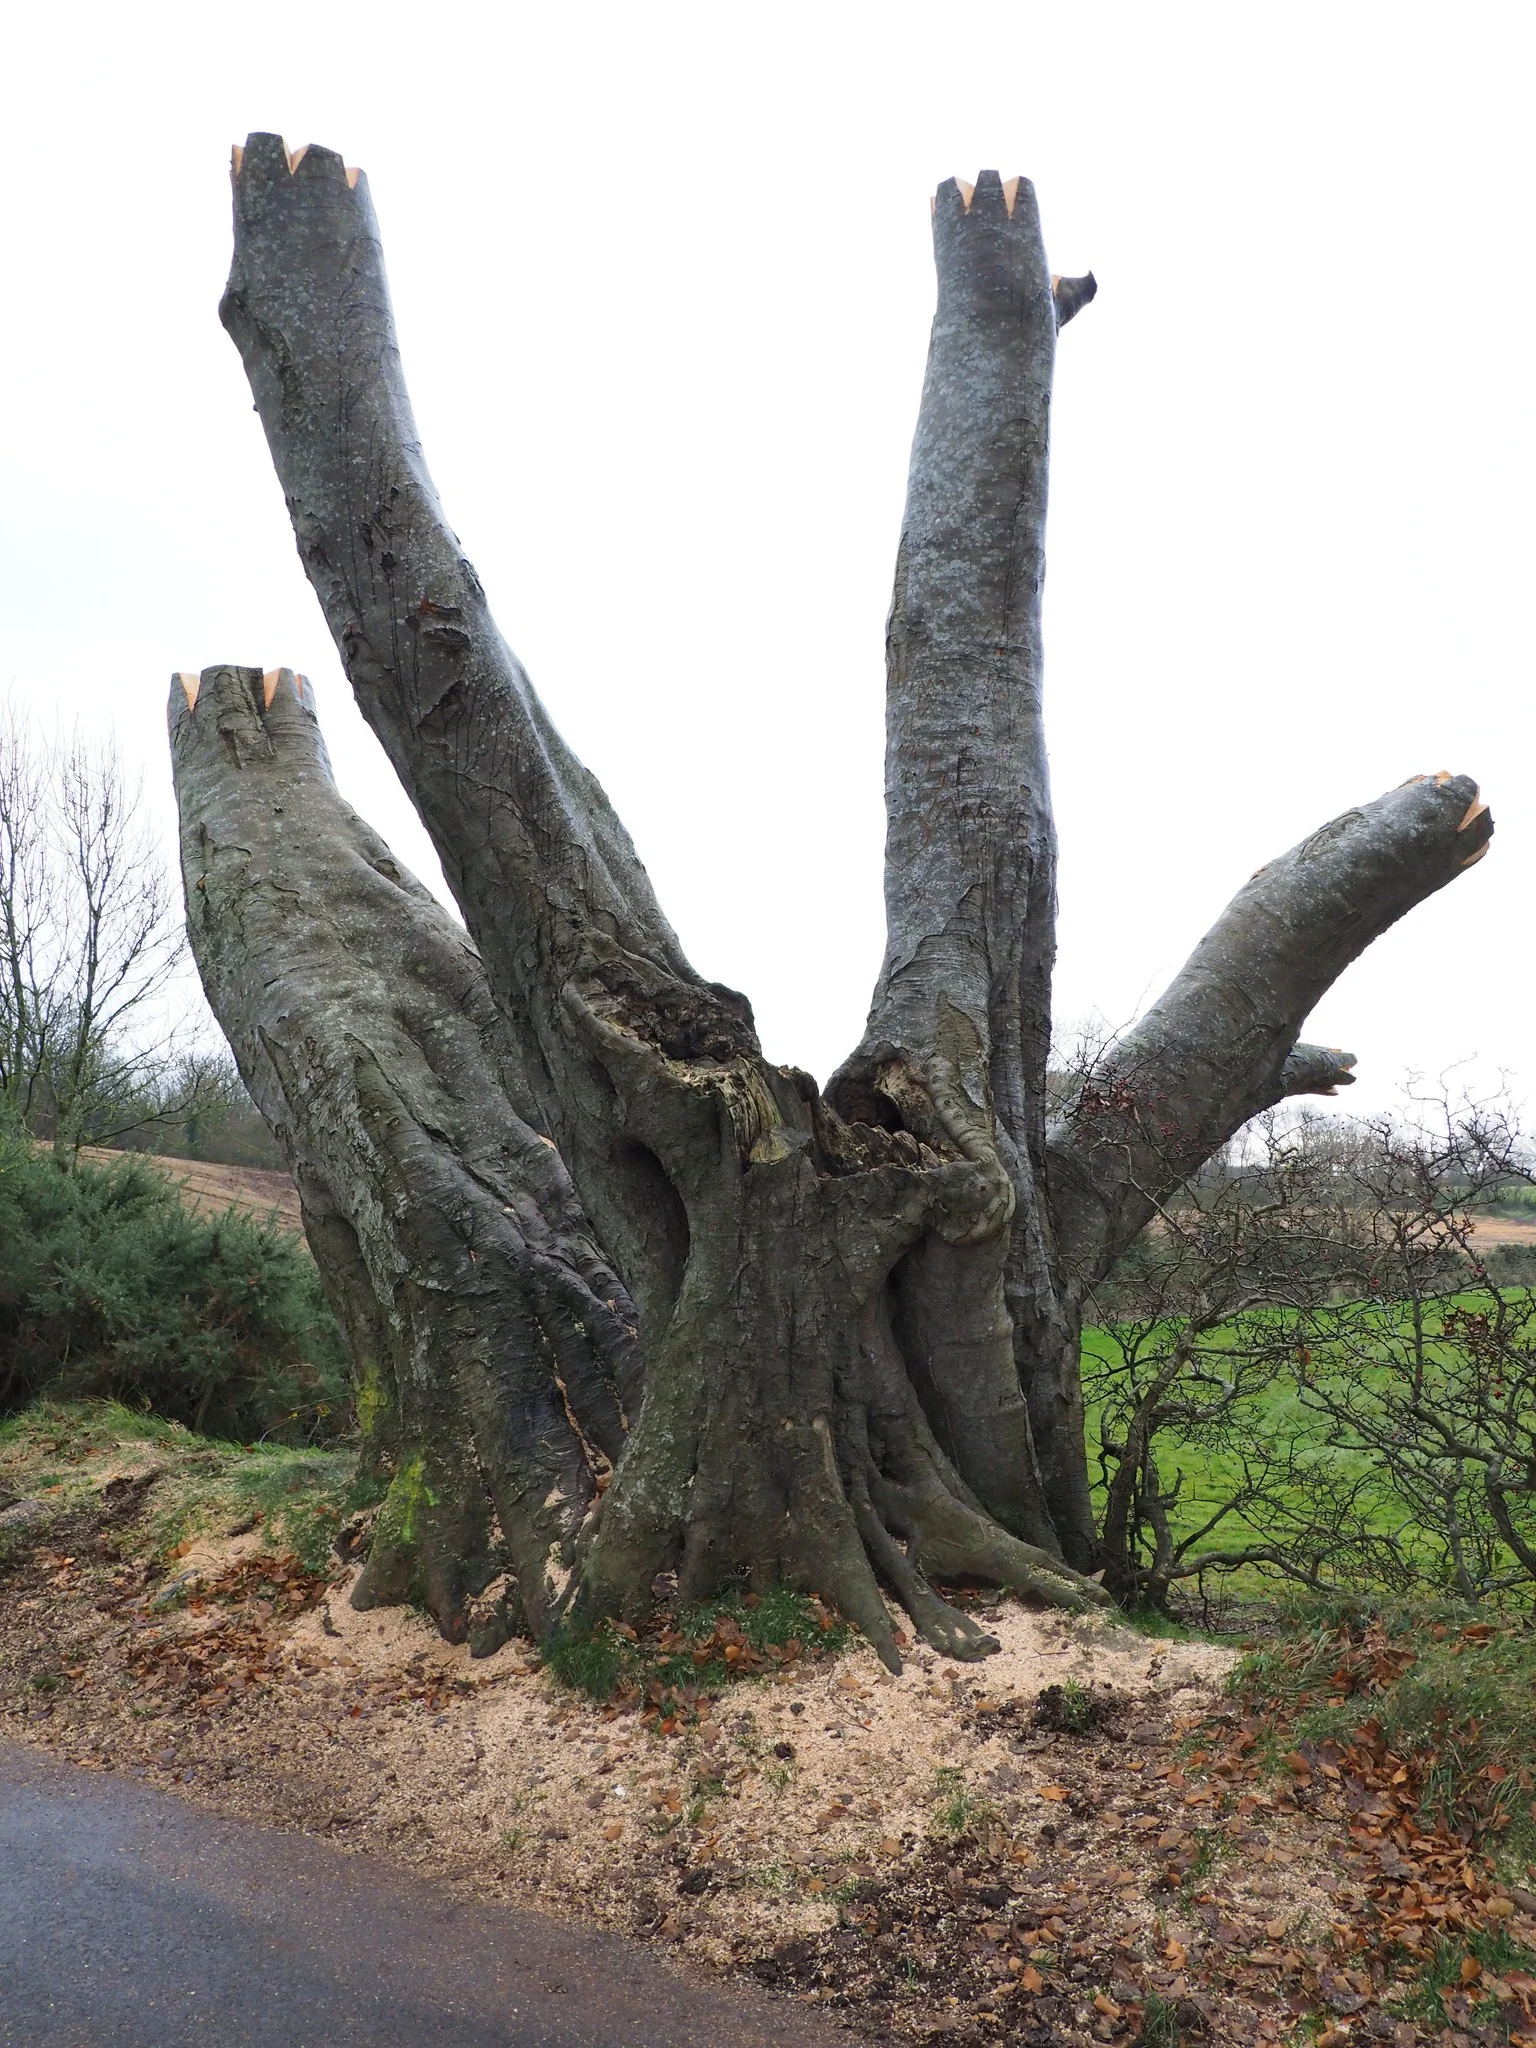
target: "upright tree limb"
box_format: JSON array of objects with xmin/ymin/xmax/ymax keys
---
[
  {"xmin": 220, "ymin": 136, "xmax": 732, "ymax": 1302},
  {"xmin": 830, "ymin": 173, "xmax": 1092, "ymax": 1554},
  {"xmin": 840, "ymin": 170, "xmax": 1059, "ymax": 1125}
]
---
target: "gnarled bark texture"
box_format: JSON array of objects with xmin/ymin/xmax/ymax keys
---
[
  {"xmin": 169, "ymin": 138, "xmax": 1492, "ymax": 1655},
  {"xmin": 170, "ymin": 664, "xmax": 638, "ymax": 1650}
]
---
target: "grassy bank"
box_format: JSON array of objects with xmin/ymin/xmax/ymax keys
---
[{"xmin": 0, "ymin": 1402, "xmax": 361, "ymax": 1577}]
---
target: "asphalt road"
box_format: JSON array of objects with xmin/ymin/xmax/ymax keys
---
[{"xmin": 0, "ymin": 1740, "xmax": 855, "ymax": 2047}]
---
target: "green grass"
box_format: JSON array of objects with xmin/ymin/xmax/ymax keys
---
[
  {"xmin": 1177, "ymin": 1826, "xmax": 1230, "ymax": 1899},
  {"xmin": 0, "ymin": 1397, "xmax": 186, "ymax": 1456},
  {"xmin": 1234, "ymin": 1600, "xmax": 1536, "ymax": 1881},
  {"xmin": 1392, "ymin": 1923, "xmax": 1536, "ymax": 2031},
  {"xmin": 1051, "ymin": 1680, "xmax": 1095, "ymax": 1733},
  {"xmin": 543, "ymin": 1583, "xmax": 854, "ymax": 1706},
  {"xmin": 1108, "ymin": 1607, "xmax": 1225, "ymax": 1643},
  {"xmin": 147, "ymin": 1440, "xmax": 359, "ymax": 1576},
  {"xmin": 1136, "ymin": 1992, "xmax": 1190, "ymax": 2047},
  {"xmin": 0, "ymin": 1399, "xmax": 358, "ymax": 1576},
  {"xmin": 932, "ymin": 1765, "xmax": 977, "ymax": 1833}
]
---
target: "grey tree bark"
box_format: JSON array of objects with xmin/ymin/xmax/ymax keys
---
[
  {"xmin": 170, "ymin": 664, "xmax": 639, "ymax": 1649},
  {"xmin": 169, "ymin": 138, "xmax": 1492, "ymax": 1654}
]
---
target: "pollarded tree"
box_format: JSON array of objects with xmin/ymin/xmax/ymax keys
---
[{"xmin": 169, "ymin": 138, "xmax": 1493, "ymax": 1666}]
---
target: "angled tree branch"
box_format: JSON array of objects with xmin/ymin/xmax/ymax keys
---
[
  {"xmin": 220, "ymin": 136, "xmax": 740, "ymax": 1296},
  {"xmin": 1052, "ymin": 272, "xmax": 1097, "ymax": 327},
  {"xmin": 835, "ymin": 168, "xmax": 1063, "ymax": 1158},
  {"xmin": 1048, "ymin": 772, "xmax": 1494, "ymax": 1285}
]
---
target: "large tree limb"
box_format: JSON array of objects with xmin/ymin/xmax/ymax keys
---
[
  {"xmin": 220, "ymin": 136, "xmax": 740, "ymax": 1300},
  {"xmin": 173, "ymin": 668, "xmax": 1108, "ymax": 1665},
  {"xmin": 169, "ymin": 664, "xmax": 641, "ymax": 1649},
  {"xmin": 830, "ymin": 172, "xmax": 1093, "ymax": 1554},
  {"xmin": 839, "ymin": 169, "xmax": 1059, "ymax": 1115},
  {"xmin": 1048, "ymin": 772, "xmax": 1494, "ymax": 1286}
]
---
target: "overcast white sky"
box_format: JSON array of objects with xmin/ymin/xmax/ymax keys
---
[{"xmin": 2, "ymin": 3, "xmax": 1530, "ymax": 1111}]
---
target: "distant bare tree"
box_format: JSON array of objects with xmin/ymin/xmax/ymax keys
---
[
  {"xmin": 110, "ymin": 1046, "xmax": 285, "ymax": 1169},
  {"xmin": 0, "ymin": 709, "xmax": 188, "ymax": 1164},
  {"xmin": 1088, "ymin": 1112, "xmax": 1392, "ymax": 1606},
  {"xmin": 1290, "ymin": 1095, "xmax": 1536, "ymax": 1603},
  {"xmin": 0, "ymin": 708, "xmax": 59, "ymax": 1132}
]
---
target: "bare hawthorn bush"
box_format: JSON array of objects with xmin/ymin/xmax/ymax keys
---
[
  {"xmin": 1088, "ymin": 1095, "xmax": 1536, "ymax": 1611},
  {"xmin": 107, "ymin": 1047, "xmax": 285, "ymax": 1169},
  {"xmin": 1087, "ymin": 1112, "xmax": 1396, "ymax": 1608},
  {"xmin": 1289, "ymin": 1096, "xmax": 1536, "ymax": 1603}
]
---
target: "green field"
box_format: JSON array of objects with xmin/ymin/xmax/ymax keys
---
[{"xmin": 1081, "ymin": 1289, "xmax": 1536, "ymax": 1608}]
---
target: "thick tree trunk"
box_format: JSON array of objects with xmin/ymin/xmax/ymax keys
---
[
  {"xmin": 170, "ymin": 661, "xmax": 1104, "ymax": 1662},
  {"xmin": 173, "ymin": 136, "xmax": 1491, "ymax": 1652},
  {"xmin": 200, "ymin": 138, "xmax": 1111, "ymax": 1663},
  {"xmin": 828, "ymin": 173, "xmax": 1084, "ymax": 1557}
]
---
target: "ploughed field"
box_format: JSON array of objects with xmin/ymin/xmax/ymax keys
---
[{"xmin": 67, "ymin": 1147, "xmax": 304, "ymax": 1234}]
